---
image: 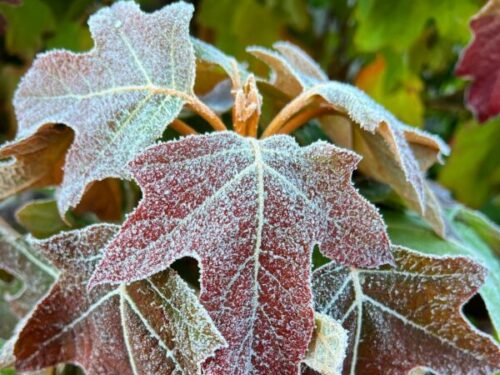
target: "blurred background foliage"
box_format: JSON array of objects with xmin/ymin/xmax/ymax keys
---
[{"xmin": 0, "ymin": 0, "xmax": 498, "ymax": 224}]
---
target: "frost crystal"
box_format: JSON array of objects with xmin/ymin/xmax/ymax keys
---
[
  {"xmin": 9, "ymin": 2, "xmax": 196, "ymax": 215},
  {"xmin": 90, "ymin": 132, "xmax": 391, "ymax": 374},
  {"xmin": 312, "ymin": 246, "xmax": 500, "ymax": 374},
  {"xmin": 13, "ymin": 225, "xmax": 225, "ymax": 375}
]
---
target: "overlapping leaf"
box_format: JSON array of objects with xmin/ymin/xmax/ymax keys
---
[
  {"xmin": 456, "ymin": 0, "xmax": 500, "ymax": 122},
  {"xmin": 0, "ymin": 220, "xmax": 56, "ymax": 336},
  {"xmin": 248, "ymin": 42, "xmax": 449, "ymax": 236},
  {"xmin": 89, "ymin": 132, "xmax": 391, "ymax": 374},
  {"xmin": 3, "ymin": 2, "xmax": 202, "ymax": 216},
  {"xmin": 303, "ymin": 312, "xmax": 348, "ymax": 375},
  {"xmin": 384, "ymin": 207, "xmax": 500, "ymax": 336},
  {"xmin": 0, "ymin": 125, "xmax": 72, "ymax": 202},
  {"xmin": 13, "ymin": 224, "xmax": 225, "ymax": 375},
  {"xmin": 0, "ymin": 220, "xmax": 56, "ymax": 370},
  {"xmin": 312, "ymin": 246, "xmax": 500, "ymax": 374}
]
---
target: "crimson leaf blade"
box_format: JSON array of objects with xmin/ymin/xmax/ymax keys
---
[{"xmin": 89, "ymin": 132, "xmax": 391, "ymax": 374}]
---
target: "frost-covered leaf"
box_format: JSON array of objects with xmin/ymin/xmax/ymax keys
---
[
  {"xmin": 384, "ymin": 207, "xmax": 500, "ymax": 335},
  {"xmin": 312, "ymin": 246, "xmax": 500, "ymax": 374},
  {"xmin": 248, "ymin": 42, "xmax": 449, "ymax": 236},
  {"xmin": 89, "ymin": 132, "xmax": 391, "ymax": 374},
  {"xmin": 7, "ymin": 2, "xmax": 199, "ymax": 216},
  {"xmin": 0, "ymin": 220, "xmax": 56, "ymax": 331},
  {"xmin": 456, "ymin": 0, "xmax": 500, "ymax": 122},
  {"xmin": 13, "ymin": 224, "xmax": 225, "ymax": 375},
  {"xmin": 303, "ymin": 312, "xmax": 348, "ymax": 375}
]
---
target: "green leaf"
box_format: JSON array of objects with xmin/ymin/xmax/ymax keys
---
[
  {"xmin": 354, "ymin": 0, "xmax": 479, "ymax": 52},
  {"xmin": 383, "ymin": 207, "xmax": 500, "ymax": 335},
  {"xmin": 439, "ymin": 119, "xmax": 500, "ymax": 209},
  {"xmin": 198, "ymin": 0, "xmax": 285, "ymax": 59},
  {"xmin": 0, "ymin": 0, "xmax": 56, "ymax": 60},
  {"xmin": 15, "ymin": 199, "xmax": 73, "ymax": 239}
]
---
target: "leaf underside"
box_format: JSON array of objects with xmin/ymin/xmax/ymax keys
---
[{"xmin": 7, "ymin": 1, "xmax": 196, "ymax": 216}]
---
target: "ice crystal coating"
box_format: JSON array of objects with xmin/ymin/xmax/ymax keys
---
[
  {"xmin": 89, "ymin": 132, "xmax": 392, "ymax": 374},
  {"xmin": 312, "ymin": 246, "xmax": 500, "ymax": 374},
  {"xmin": 9, "ymin": 1, "xmax": 196, "ymax": 216},
  {"xmin": 303, "ymin": 312, "xmax": 348, "ymax": 375},
  {"xmin": 0, "ymin": 222, "xmax": 56, "ymax": 326},
  {"xmin": 384, "ymin": 206, "xmax": 500, "ymax": 340},
  {"xmin": 13, "ymin": 224, "xmax": 225, "ymax": 374},
  {"xmin": 248, "ymin": 42, "xmax": 449, "ymax": 236},
  {"xmin": 456, "ymin": 0, "xmax": 500, "ymax": 122}
]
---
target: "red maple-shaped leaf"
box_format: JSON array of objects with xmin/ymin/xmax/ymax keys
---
[
  {"xmin": 456, "ymin": 0, "xmax": 500, "ymax": 122},
  {"xmin": 311, "ymin": 246, "xmax": 500, "ymax": 375},
  {"xmin": 89, "ymin": 132, "xmax": 392, "ymax": 374},
  {"xmin": 13, "ymin": 224, "xmax": 225, "ymax": 374}
]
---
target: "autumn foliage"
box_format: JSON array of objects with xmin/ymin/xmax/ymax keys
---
[{"xmin": 0, "ymin": 1, "xmax": 499, "ymax": 375}]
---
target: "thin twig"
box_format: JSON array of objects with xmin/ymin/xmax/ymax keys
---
[
  {"xmin": 170, "ymin": 119, "xmax": 198, "ymax": 136},
  {"xmin": 276, "ymin": 106, "xmax": 334, "ymax": 135},
  {"xmin": 261, "ymin": 91, "xmax": 314, "ymax": 138}
]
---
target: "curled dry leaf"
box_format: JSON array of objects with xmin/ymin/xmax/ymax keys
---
[
  {"xmin": 311, "ymin": 246, "xmax": 500, "ymax": 375},
  {"xmin": 248, "ymin": 42, "xmax": 449, "ymax": 236},
  {"xmin": 89, "ymin": 132, "xmax": 392, "ymax": 374},
  {"xmin": 456, "ymin": 0, "xmax": 500, "ymax": 122},
  {"xmin": 0, "ymin": 125, "xmax": 72, "ymax": 201},
  {"xmin": 4, "ymin": 2, "xmax": 227, "ymax": 217},
  {"xmin": 303, "ymin": 312, "xmax": 348, "ymax": 375},
  {"xmin": 13, "ymin": 224, "xmax": 225, "ymax": 375}
]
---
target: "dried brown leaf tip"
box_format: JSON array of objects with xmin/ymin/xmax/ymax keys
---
[
  {"xmin": 248, "ymin": 42, "xmax": 449, "ymax": 236},
  {"xmin": 311, "ymin": 246, "xmax": 500, "ymax": 375},
  {"xmin": 11, "ymin": 224, "xmax": 225, "ymax": 375}
]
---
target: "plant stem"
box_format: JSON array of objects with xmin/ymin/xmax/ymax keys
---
[
  {"xmin": 170, "ymin": 119, "xmax": 198, "ymax": 135},
  {"xmin": 276, "ymin": 106, "xmax": 334, "ymax": 135},
  {"xmin": 261, "ymin": 91, "xmax": 313, "ymax": 138}
]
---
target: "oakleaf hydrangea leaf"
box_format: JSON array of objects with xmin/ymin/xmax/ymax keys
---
[
  {"xmin": 303, "ymin": 312, "xmax": 348, "ymax": 375},
  {"xmin": 0, "ymin": 220, "xmax": 56, "ymax": 325},
  {"xmin": 312, "ymin": 246, "xmax": 500, "ymax": 374},
  {"xmin": 456, "ymin": 0, "xmax": 500, "ymax": 122},
  {"xmin": 13, "ymin": 224, "xmax": 225, "ymax": 375},
  {"xmin": 89, "ymin": 132, "xmax": 392, "ymax": 374},
  {"xmin": 384, "ymin": 207, "xmax": 500, "ymax": 336},
  {"xmin": 248, "ymin": 42, "xmax": 449, "ymax": 236},
  {"xmin": 7, "ymin": 1, "xmax": 197, "ymax": 216}
]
